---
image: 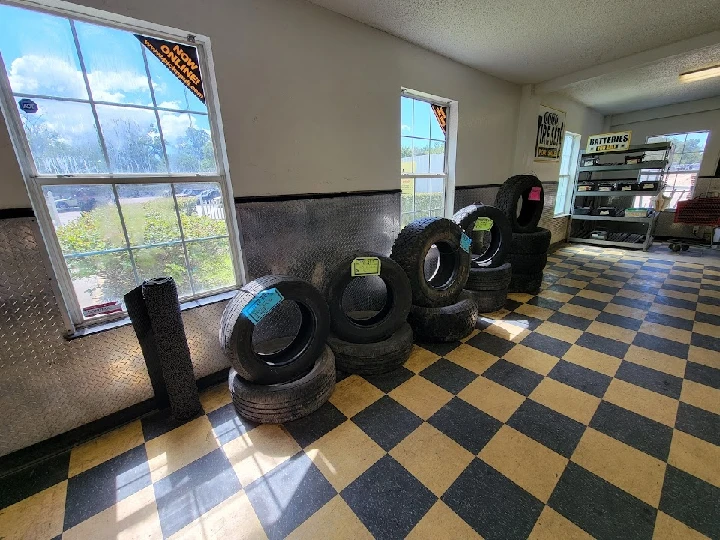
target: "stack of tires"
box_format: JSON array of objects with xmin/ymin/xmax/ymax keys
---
[
  {"xmin": 325, "ymin": 253, "xmax": 414, "ymax": 375},
  {"xmin": 494, "ymin": 175, "xmax": 551, "ymax": 294},
  {"xmin": 452, "ymin": 204, "xmax": 512, "ymax": 313},
  {"xmin": 391, "ymin": 218, "xmax": 478, "ymax": 342},
  {"xmin": 219, "ymin": 276, "xmax": 335, "ymax": 423}
]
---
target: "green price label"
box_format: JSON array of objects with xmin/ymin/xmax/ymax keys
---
[
  {"xmin": 473, "ymin": 217, "xmax": 493, "ymax": 231},
  {"xmin": 351, "ymin": 257, "xmax": 381, "ymax": 277}
]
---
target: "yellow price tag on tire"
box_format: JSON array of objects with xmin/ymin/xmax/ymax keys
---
[
  {"xmin": 351, "ymin": 257, "xmax": 381, "ymax": 277},
  {"xmin": 474, "ymin": 217, "xmax": 493, "ymax": 231}
]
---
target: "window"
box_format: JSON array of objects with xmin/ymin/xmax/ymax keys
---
[
  {"xmin": 555, "ymin": 131, "xmax": 580, "ymax": 216},
  {"xmin": 635, "ymin": 131, "xmax": 709, "ymax": 209},
  {"xmin": 0, "ymin": 3, "xmax": 242, "ymax": 328},
  {"xmin": 400, "ymin": 93, "xmax": 450, "ymax": 227}
]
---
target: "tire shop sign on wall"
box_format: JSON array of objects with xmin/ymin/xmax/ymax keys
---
[{"xmin": 534, "ymin": 104, "xmax": 566, "ymax": 161}]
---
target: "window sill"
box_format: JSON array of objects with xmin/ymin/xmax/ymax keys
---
[
  {"xmin": 553, "ymin": 213, "xmax": 571, "ymax": 218},
  {"xmin": 66, "ymin": 290, "xmax": 238, "ymax": 340}
]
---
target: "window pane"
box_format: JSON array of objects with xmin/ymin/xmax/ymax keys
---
[
  {"xmin": 401, "ymin": 137, "xmax": 414, "ymax": 173},
  {"xmin": 66, "ymin": 251, "xmax": 136, "ymax": 315},
  {"xmin": 116, "ymin": 184, "xmax": 181, "ymax": 246},
  {"xmin": 145, "ymin": 46, "xmax": 206, "ymax": 113},
  {"xmin": 401, "ymin": 96, "xmax": 413, "ymax": 137},
  {"xmin": 159, "ymin": 112, "xmax": 216, "ymax": 173},
  {"xmin": 74, "ymin": 21, "xmax": 152, "ymax": 106},
  {"xmin": 666, "ymin": 134, "xmax": 687, "ymax": 154},
  {"xmin": 133, "ymin": 244, "xmax": 192, "ymax": 296},
  {"xmin": 96, "ymin": 105, "xmax": 166, "ymax": 173},
  {"xmin": 430, "ymin": 107, "xmax": 445, "ymax": 141},
  {"xmin": 176, "ymin": 182, "xmax": 229, "ymax": 240},
  {"xmin": 413, "ymin": 140, "xmax": 430, "ymax": 174},
  {"xmin": 187, "ymin": 238, "xmax": 235, "ymax": 293},
  {"xmin": 20, "ymin": 98, "xmax": 107, "ymax": 174},
  {"xmin": 429, "ymin": 177, "xmax": 444, "ymax": 211},
  {"xmin": 429, "ymin": 141, "xmax": 445, "ymax": 174},
  {"xmin": 413, "ymin": 100, "xmax": 431, "ymax": 139},
  {"xmin": 0, "ymin": 4, "xmax": 88, "ymax": 99}
]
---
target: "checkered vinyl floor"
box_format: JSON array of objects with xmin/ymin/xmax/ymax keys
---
[{"xmin": 1, "ymin": 244, "xmax": 719, "ymax": 540}]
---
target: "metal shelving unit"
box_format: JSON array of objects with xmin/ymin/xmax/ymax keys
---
[{"xmin": 568, "ymin": 142, "xmax": 672, "ymax": 251}]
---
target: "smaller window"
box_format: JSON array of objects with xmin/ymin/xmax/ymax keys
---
[{"xmin": 555, "ymin": 131, "xmax": 581, "ymax": 216}]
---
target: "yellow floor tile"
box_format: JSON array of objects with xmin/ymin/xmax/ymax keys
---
[
  {"xmin": 559, "ymin": 303, "xmax": 600, "ymax": 320},
  {"xmin": 329, "ymin": 375, "xmax": 384, "ymax": 418},
  {"xmin": 0, "ymin": 481, "xmax": 66, "ymax": 540},
  {"xmin": 697, "ymin": 302, "xmax": 720, "ymax": 317},
  {"xmin": 604, "ymin": 269, "xmax": 634, "ymax": 279},
  {"xmin": 653, "ymin": 511, "xmax": 708, "ymax": 540},
  {"xmin": 592, "ymin": 277, "xmax": 625, "ymax": 289},
  {"xmin": 624, "ymin": 345, "xmax": 687, "ymax": 378},
  {"xmin": 146, "ymin": 416, "xmax": 219, "ymax": 483},
  {"xmin": 305, "ymin": 421, "xmax": 385, "ymax": 491},
  {"xmin": 508, "ymin": 293, "xmax": 534, "ymax": 303},
  {"xmin": 574, "ymin": 269, "xmax": 600, "ymax": 278},
  {"xmin": 504, "ymin": 344, "xmax": 559, "ymax": 376},
  {"xmin": 603, "ymin": 379, "xmax": 679, "ymax": 427},
  {"xmin": 529, "ymin": 378, "xmax": 600, "ymax": 424},
  {"xmin": 670, "ymin": 269, "xmax": 703, "ymax": 279},
  {"xmin": 603, "ymin": 302, "xmax": 646, "ymax": 320},
  {"xmin": 389, "ymin": 376, "xmax": 453, "ymax": 420},
  {"xmin": 479, "ymin": 425, "xmax": 567, "ymax": 502},
  {"xmin": 64, "ymin": 485, "xmax": 162, "ymax": 540},
  {"xmin": 557, "ymin": 278, "xmax": 589, "ymax": 289},
  {"xmin": 693, "ymin": 321, "xmax": 719, "ymax": 337},
  {"xmin": 681, "ymin": 379, "xmax": 720, "ymax": 415},
  {"xmin": 700, "ymin": 288, "xmax": 720, "ymax": 299},
  {"xmin": 657, "ymin": 289, "xmax": 698, "ymax": 303},
  {"xmin": 539, "ymin": 289, "xmax": 573, "ymax": 303},
  {"xmin": 407, "ymin": 500, "xmax": 482, "ymax": 540},
  {"xmin": 586, "ymin": 321, "xmax": 637, "ymax": 344},
  {"xmin": 287, "ymin": 495, "xmax": 371, "ymax": 540},
  {"xmin": 69, "ymin": 420, "xmax": 145, "ymax": 477},
  {"xmin": 650, "ymin": 303, "xmax": 697, "ymax": 320},
  {"xmin": 665, "ymin": 278, "xmax": 701, "ymax": 289},
  {"xmin": 199, "ymin": 383, "xmax": 232, "ymax": 414},
  {"xmin": 514, "ymin": 303, "xmax": 554, "ymax": 320},
  {"xmin": 639, "ymin": 321, "xmax": 692, "ymax": 345},
  {"xmin": 615, "ymin": 288, "xmax": 656, "ymax": 303},
  {"xmin": 688, "ymin": 345, "xmax": 720, "ymax": 369},
  {"xmin": 445, "ymin": 344, "xmax": 498, "ymax": 375},
  {"xmin": 668, "ymin": 430, "xmax": 720, "ymax": 489},
  {"xmin": 535, "ymin": 321, "xmax": 583, "ymax": 344},
  {"xmin": 404, "ymin": 345, "xmax": 441, "ymax": 373},
  {"xmin": 170, "ymin": 490, "xmax": 266, "ymax": 539},
  {"xmin": 458, "ymin": 376, "xmax": 525, "ymax": 422},
  {"xmin": 529, "ymin": 506, "xmax": 593, "ymax": 540},
  {"xmin": 223, "ymin": 424, "xmax": 301, "ymax": 486},
  {"xmin": 562, "ymin": 344, "xmax": 621, "ymax": 377},
  {"xmin": 572, "ymin": 428, "xmax": 666, "ymax": 507},
  {"xmin": 391, "ymin": 423, "xmax": 474, "ymax": 497},
  {"xmin": 577, "ymin": 289, "xmax": 613, "ymax": 303},
  {"xmin": 485, "ymin": 321, "xmax": 530, "ymax": 343}
]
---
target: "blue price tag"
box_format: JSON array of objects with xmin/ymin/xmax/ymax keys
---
[
  {"xmin": 241, "ymin": 288, "xmax": 284, "ymax": 325},
  {"xmin": 460, "ymin": 232, "xmax": 472, "ymax": 253}
]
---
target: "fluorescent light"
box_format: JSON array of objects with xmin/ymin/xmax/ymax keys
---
[{"xmin": 679, "ymin": 65, "xmax": 720, "ymax": 83}]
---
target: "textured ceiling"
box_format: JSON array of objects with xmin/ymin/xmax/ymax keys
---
[
  {"xmin": 307, "ymin": 0, "xmax": 720, "ymax": 84},
  {"xmin": 557, "ymin": 44, "xmax": 720, "ymax": 114}
]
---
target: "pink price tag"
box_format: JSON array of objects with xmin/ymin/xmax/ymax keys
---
[{"xmin": 529, "ymin": 186, "xmax": 542, "ymax": 201}]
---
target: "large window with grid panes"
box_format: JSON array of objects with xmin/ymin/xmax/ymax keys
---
[
  {"xmin": 555, "ymin": 131, "xmax": 581, "ymax": 216},
  {"xmin": 0, "ymin": 2, "xmax": 242, "ymax": 329}
]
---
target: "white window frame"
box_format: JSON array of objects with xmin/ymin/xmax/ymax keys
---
[
  {"xmin": 400, "ymin": 89, "xmax": 457, "ymax": 223},
  {"xmin": 555, "ymin": 131, "xmax": 580, "ymax": 217},
  {"xmin": 0, "ymin": 0, "xmax": 246, "ymax": 332}
]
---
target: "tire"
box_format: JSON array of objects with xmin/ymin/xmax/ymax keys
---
[
  {"xmin": 464, "ymin": 288, "xmax": 508, "ymax": 313},
  {"xmin": 494, "ymin": 175, "xmax": 544, "ymax": 233},
  {"xmin": 508, "ymin": 253, "xmax": 548, "ymax": 274},
  {"xmin": 408, "ymin": 292, "xmax": 478, "ymax": 343},
  {"xmin": 510, "ymin": 228, "xmax": 551, "ymax": 254},
  {"xmin": 328, "ymin": 323, "xmax": 413, "ymax": 375},
  {"xmin": 229, "ymin": 346, "xmax": 335, "ymax": 424},
  {"xmin": 508, "ymin": 272, "xmax": 543, "ymax": 294},
  {"xmin": 325, "ymin": 252, "xmax": 411, "ymax": 344},
  {"xmin": 466, "ymin": 262, "xmax": 512, "ymax": 292},
  {"xmin": 451, "ymin": 204, "xmax": 511, "ymax": 268},
  {"xmin": 220, "ymin": 275, "xmax": 330, "ymax": 385},
  {"xmin": 390, "ymin": 217, "xmax": 471, "ymax": 308}
]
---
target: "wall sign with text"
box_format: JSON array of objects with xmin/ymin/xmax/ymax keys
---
[
  {"xmin": 534, "ymin": 105, "xmax": 566, "ymax": 161},
  {"xmin": 586, "ymin": 131, "xmax": 632, "ymax": 154},
  {"xmin": 135, "ymin": 35, "xmax": 205, "ymax": 103}
]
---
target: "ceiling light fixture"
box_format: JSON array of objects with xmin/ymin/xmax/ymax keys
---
[{"xmin": 679, "ymin": 65, "xmax": 720, "ymax": 83}]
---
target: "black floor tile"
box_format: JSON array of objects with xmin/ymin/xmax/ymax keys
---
[
  {"xmin": 442, "ymin": 458, "xmax": 544, "ymax": 540},
  {"xmin": 504, "ymin": 298, "xmax": 523, "ymax": 312},
  {"xmin": 659, "ymin": 466, "xmax": 720, "ymax": 539},
  {"xmin": 575, "ymin": 332, "xmax": 630, "ymax": 359},
  {"xmin": 585, "ymin": 282, "xmax": 621, "ymax": 295},
  {"xmin": 246, "ymin": 452, "xmax": 335, "ymax": 540},
  {"xmin": 590, "ymin": 401, "xmax": 673, "ymax": 461},
  {"xmin": 64, "ymin": 445, "xmax": 150, "ymax": 530},
  {"xmin": 633, "ymin": 332, "xmax": 689, "ymax": 360},
  {"xmin": 0, "ymin": 450, "xmax": 70, "ymax": 510},
  {"xmin": 363, "ymin": 366, "xmax": 415, "ymax": 393},
  {"xmin": 675, "ymin": 402, "xmax": 720, "ymax": 446},
  {"xmin": 341, "ymin": 455, "xmax": 436, "ymax": 540},
  {"xmin": 644, "ymin": 311, "xmax": 694, "ymax": 331},
  {"xmin": 207, "ymin": 403, "xmax": 258, "ymax": 445},
  {"xmin": 668, "ymin": 273, "xmax": 701, "ymax": 283},
  {"xmin": 520, "ymin": 332, "xmax": 572, "ymax": 358},
  {"xmin": 283, "ymin": 402, "xmax": 346, "ymax": 447},
  {"xmin": 698, "ymin": 294, "xmax": 720, "ymax": 306},
  {"xmin": 467, "ymin": 332, "xmax": 516, "ymax": 357},
  {"xmin": 595, "ymin": 311, "xmax": 643, "ymax": 331},
  {"xmin": 548, "ymin": 360, "xmax": 611, "ymax": 398},
  {"xmin": 654, "ymin": 294, "xmax": 697, "ymax": 311},
  {"xmin": 527, "ymin": 296, "xmax": 564, "ymax": 311},
  {"xmin": 508, "ymin": 400, "xmax": 585, "ymax": 458},
  {"xmin": 662, "ymin": 283, "xmax": 699, "ymax": 294},
  {"xmin": 620, "ymin": 259, "xmax": 644, "ymax": 266},
  {"xmin": 684, "ymin": 362, "xmax": 720, "ymax": 390},
  {"xmin": 482, "ymin": 359, "xmax": 543, "ymax": 396},
  {"xmin": 416, "ymin": 340, "xmax": 462, "ymax": 357},
  {"xmin": 569, "ymin": 296, "xmax": 608, "ymax": 312},
  {"xmin": 420, "ymin": 358, "xmax": 478, "ymax": 394},
  {"xmin": 625, "ymin": 281, "xmax": 663, "ymax": 295},
  {"xmin": 695, "ymin": 311, "xmax": 720, "ymax": 326},
  {"xmin": 547, "ymin": 311, "xmax": 592, "ymax": 331},
  {"xmin": 565, "ymin": 272, "xmax": 594, "ymax": 282},
  {"xmin": 601, "ymin": 271, "xmax": 629, "ymax": 282},
  {"xmin": 502, "ymin": 312, "xmax": 543, "ymax": 331},
  {"xmin": 336, "ymin": 370, "xmax": 352, "ymax": 382},
  {"xmin": 429, "ymin": 397, "xmax": 502, "ymax": 454},
  {"xmin": 611, "ymin": 294, "xmax": 653, "ymax": 311},
  {"xmin": 648, "ymin": 258, "xmax": 673, "ymax": 266},
  {"xmin": 615, "ymin": 361, "xmax": 683, "ymax": 399},
  {"xmin": 548, "ymin": 462, "xmax": 656, "ymax": 540},
  {"xmin": 691, "ymin": 332, "xmax": 720, "ymax": 354},
  {"xmin": 351, "ymin": 396, "xmax": 423, "ymax": 451},
  {"xmin": 701, "ymin": 282, "xmax": 720, "ymax": 292},
  {"xmin": 549, "ymin": 284, "xmax": 581, "ymax": 295},
  {"xmin": 141, "ymin": 407, "xmax": 203, "ymax": 442}
]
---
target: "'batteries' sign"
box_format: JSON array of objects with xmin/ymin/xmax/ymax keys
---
[{"xmin": 586, "ymin": 131, "xmax": 632, "ymax": 154}]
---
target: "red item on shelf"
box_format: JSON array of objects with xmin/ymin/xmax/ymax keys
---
[{"xmin": 674, "ymin": 197, "xmax": 720, "ymax": 226}]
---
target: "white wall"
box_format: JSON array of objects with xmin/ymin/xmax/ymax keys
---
[{"xmin": 0, "ymin": 0, "xmax": 521, "ymax": 209}]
